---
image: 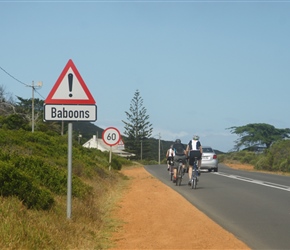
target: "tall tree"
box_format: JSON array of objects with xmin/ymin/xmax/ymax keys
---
[
  {"xmin": 122, "ymin": 89, "xmax": 153, "ymax": 159},
  {"xmin": 228, "ymin": 123, "xmax": 290, "ymax": 150},
  {"xmin": 15, "ymin": 96, "xmax": 45, "ymax": 130}
]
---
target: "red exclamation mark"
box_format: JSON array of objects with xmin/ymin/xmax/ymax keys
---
[{"xmin": 68, "ymin": 73, "xmax": 73, "ymax": 97}]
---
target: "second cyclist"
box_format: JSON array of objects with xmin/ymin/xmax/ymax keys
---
[{"xmin": 186, "ymin": 135, "xmax": 203, "ymax": 185}]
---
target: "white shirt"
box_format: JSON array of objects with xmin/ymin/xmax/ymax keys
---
[
  {"xmin": 168, "ymin": 148, "xmax": 175, "ymax": 157},
  {"xmin": 191, "ymin": 140, "xmax": 200, "ymax": 151}
]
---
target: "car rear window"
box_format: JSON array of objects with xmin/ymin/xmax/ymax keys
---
[{"xmin": 203, "ymin": 147, "xmax": 213, "ymax": 153}]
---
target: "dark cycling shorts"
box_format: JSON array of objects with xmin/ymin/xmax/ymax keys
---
[
  {"xmin": 189, "ymin": 151, "xmax": 202, "ymax": 166},
  {"xmin": 167, "ymin": 157, "xmax": 174, "ymax": 165},
  {"xmin": 173, "ymin": 155, "xmax": 186, "ymax": 169}
]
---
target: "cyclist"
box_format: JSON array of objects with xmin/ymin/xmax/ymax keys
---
[
  {"xmin": 186, "ymin": 135, "xmax": 203, "ymax": 185},
  {"xmin": 172, "ymin": 139, "xmax": 187, "ymax": 183},
  {"xmin": 166, "ymin": 144, "xmax": 175, "ymax": 171}
]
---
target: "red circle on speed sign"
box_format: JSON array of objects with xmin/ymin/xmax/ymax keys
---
[{"xmin": 102, "ymin": 127, "xmax": 121, "ymax": 146}]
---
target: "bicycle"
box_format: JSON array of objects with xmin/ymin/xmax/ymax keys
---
[
  {"xmin": 168, "ymin": 158, "xmax": 174, "ymax": 181},
  {"xmin": 190, "ymin": 157, "xmax": 199, "ymax": 189},
  {"xmin": 176, "ymin": 159, "xmax": 183, "ymax": 186}
]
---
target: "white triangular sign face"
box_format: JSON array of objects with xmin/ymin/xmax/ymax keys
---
[
  {"xmin": 45, "ymin": 59, "xmax": 95, "ymax": 104},
  {"xmin": 51, "ymin": 67, "xmax": 88, "ymax": 100}
]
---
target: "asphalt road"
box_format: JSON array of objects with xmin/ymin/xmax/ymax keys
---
[{"xmin": 145, "ymin": 164, "xmax": 290, "ymax": 250}]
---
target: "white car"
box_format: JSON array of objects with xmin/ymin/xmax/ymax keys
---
[{"xmin": 201, "ymin": 146, "xmax": 218, "ymax": 172}]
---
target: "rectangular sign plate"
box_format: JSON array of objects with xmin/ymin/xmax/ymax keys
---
[{"xmin": 44, "ymin": 104, "xmax": 97, "ymax": 122}]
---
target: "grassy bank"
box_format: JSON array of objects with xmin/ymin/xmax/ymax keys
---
[
  {"xmin": 0, "ymin": 128, "xmax": 134, "ymax": 249},
  {"xmin": 0, "ymin": 177, "xmax": 130, "ymax": 249}
]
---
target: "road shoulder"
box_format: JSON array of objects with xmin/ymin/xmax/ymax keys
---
[{"xmin": 109, "ymin": 165, "xmax": 250, "ymax": 249}]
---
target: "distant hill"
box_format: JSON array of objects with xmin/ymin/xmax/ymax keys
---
[
  {"xmin": 72, "ymin": 122, "xmax": 225, "ymax": 159},
  {"xmin": 214, "ymin": 149, "xmax": 225, "ymax": 155},
  {"xmin": 72, "ymin": 122, "xmax": 104, "ymax": 141}
]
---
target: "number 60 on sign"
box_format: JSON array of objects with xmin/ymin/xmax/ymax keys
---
[{"xmin": 102, "ymin": 127, "xmax": 121, "ymax": 146}]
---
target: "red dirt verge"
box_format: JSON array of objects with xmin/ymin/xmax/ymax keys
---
[{"xmin": 109, "ymin": 165, "xmax": 250, "ymax": 249}]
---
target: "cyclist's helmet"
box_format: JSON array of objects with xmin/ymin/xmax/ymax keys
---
[
  {"xmin": 193, "ymin": 135, "xmax": 199, "ymax": 140},
  {"xmin": 175, "ymin": 139, "xmax": 181, "ymax": 144}
]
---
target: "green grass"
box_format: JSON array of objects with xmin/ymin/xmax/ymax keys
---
[{"xmin": 0, "ymin": 128, "xmax": 134, "ymax": 249}]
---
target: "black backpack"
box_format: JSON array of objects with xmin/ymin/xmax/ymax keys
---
[{"xmin": 173, "ymin": 143, "xmax": 184, "ymax": 155}]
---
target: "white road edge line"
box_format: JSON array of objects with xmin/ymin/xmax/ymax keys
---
[{"xmin": 214, "ymin": 172, "xmax": 290, "ymax": 192}]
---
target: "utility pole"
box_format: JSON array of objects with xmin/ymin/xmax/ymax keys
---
[
  {"xmin": 141, "ymin": 139, "xmax": 143, "ymax": 160},
  {"xmin": 31, "ymin": 81, "xmax": 34, "ymax": 132},
  {"xmin": 158, "ymin": 133, "xmax": 161, "ymax": 165},
  {"xmin": 30, "ymin": 81, "xmax": 42, "ymax": 133}
]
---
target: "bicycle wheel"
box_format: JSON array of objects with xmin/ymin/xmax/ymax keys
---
[
  {"xmin": 178, "ymin": 176, "xmax": 182, "ymax": 186},
  {"xmin": 175, "ymin": 165, "xmax": 179, "ymax": 186},
  {"xmin": 176, "ymin": 165, "xmax": 180, "ymax": 186},
  {"xmin": 193, "ymin": 177, "xmax": 197, "ymax": 189},
  {"xmin": 192, "ymin": 161, "xmax": 197, "ymax": 189},
  {"xmin": 177, "ymin": 164, "xmax": 182, "ymax": 186}
]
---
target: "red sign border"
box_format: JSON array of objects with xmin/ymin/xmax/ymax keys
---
[
  {"xmin": 102, "ymin": 127, "xmax": 121, "ymax": 146},
  {"xmin": 45, "ymin": 59, "xmax": 96, "ymax": 105}
]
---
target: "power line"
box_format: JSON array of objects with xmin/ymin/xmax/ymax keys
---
[
  {"xmin": 0, "ymin": 65, "xmax": 45, "ymax": 99},
  {"xmin": 33, "ymin": 87, "xmax": 45, "ymax": 99},
  {"xmin": 0, "ymin": 66, "xmax": 29, "ymax": 87}
]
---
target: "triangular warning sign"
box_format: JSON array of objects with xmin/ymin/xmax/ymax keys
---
[{"xmin": 45, "ymin": 59, "xmax": 95, "ymax": 104}]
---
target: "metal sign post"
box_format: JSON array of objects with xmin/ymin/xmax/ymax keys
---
[
  {"xmin": 109, "ymin": 146, "xmax": 112, "ymax": 171},
  {"xmin": 67, "ymin": 123, "xmax": 73, "ymax": 219}
]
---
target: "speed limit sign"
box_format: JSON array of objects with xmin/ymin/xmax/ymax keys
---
[{"xmin": 102, "ymin": 127, "xmax": 121, "ymax": 146}]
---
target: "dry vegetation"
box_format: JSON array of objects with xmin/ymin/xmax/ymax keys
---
[
  {"xmin": 225, "ymin": 163, "xmax": 255, "ymax": 171},
  {"xmin": 225, "ymin": 161, "xmax": 290, "ymax": 176},
  {"xmin": 0, "ymin": 173, "xmax": 127, "ymax": 249}
]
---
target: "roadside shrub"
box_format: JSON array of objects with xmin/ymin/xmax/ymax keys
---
[
  {"xmin": 221, "ymin": 150, "xmax": 263, "ymax": 167},
  {"xmin": 1, "ymin": 114, "xmax": 30, "ymax": 130},
  {"xmin": 94, "ymin": 166, "xmax": 110, "ymax": 179},
  {"xmin": 0, "ymin": 162, "xmax": 54, "ymax": 210},
  {"xmin": 0, "ymin": 128, "xmax": 128, "ymax": 214},
  {"xmin": 0, "ymin": 151, "xmax": 11, "ymax": 161},
  {"xmin": 111, "ymin": 158, "xmax": 122, "ymax": 170},
  {"xmin": 116, "ymin": 156, "xmax": 132, "ymax": 166},
  {"xmin": 4, "ymin": 154, "xmax": 90, "ymax": 198},
  {"xmin": 240, "ymin": 153, "xmax": 255, "ymax": 164},
  {"xmin": 267, "ymin": 140, "xmax": 290, "ymax": 172},
  {"xmin": 249, "ymin": 158, "xmax": 258, "ymax": 166},
  {"xmin": 255, "ymin": 156, "xmax": 271, "ymax": 170},
  {"xmin": 236, "ymin": 151, "xmax": 247, "ymax": 157},
  {"xmin": 217, "ymin": 154, "xmax": 225, "ymax": 163},
  {"xmin": 232, "ymin": 155, "xmax": 240, "ymax": 161},
  {"xmin": 278, "ymin": 159, "xmax": 290, "ymax": 172}
]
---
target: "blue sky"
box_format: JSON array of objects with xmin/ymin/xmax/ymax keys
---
[{"xmin": 1, "ymin": 0, "xmax": 290, "ymax": 152}]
